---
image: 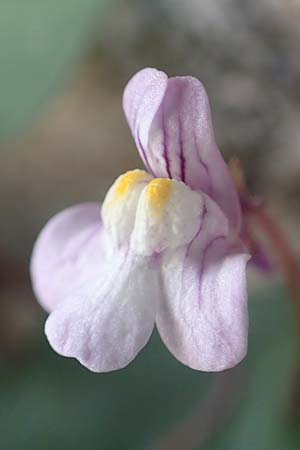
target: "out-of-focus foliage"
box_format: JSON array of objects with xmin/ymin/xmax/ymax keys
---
[
  {"xmin": 0, "ymin": 287, "xmax": 298, "ymax": 450},
  {"xmin": 0, "ymin": 0, "xmax": 113, "ymax": 139},
  {"xmin": 0, "ymin": 324, "xmax": 211, "ymax": 450},
  {"xmin": 202, "ymin": 289, "xmax": 298, "ymax": 450}
]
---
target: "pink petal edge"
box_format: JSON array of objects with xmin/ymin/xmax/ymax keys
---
[
  {"xmin": 156, "ymin": 195, "xmax": 250, "ymax": 371},
  {"xmin": 30, "ymin": 203, "xmax": 107, "ymax": 313}
]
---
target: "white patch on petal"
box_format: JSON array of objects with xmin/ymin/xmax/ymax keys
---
[
  {"xmin": 131, "ymin": 179, "xmax": 203, "ymax": 255},
  {"xmin": 45, "ymin": 250, "xmax": 160, "ymax": 372},
  {"xmin": 101, "ymin": 169, "xmax": 153, "ymax": 247}
]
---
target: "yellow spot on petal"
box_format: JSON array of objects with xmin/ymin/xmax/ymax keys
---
[
  {"xmin": 112, "ymin": 170, "xmax": 150, "ymax": 204},
  {"xmin": 146, "ymin": 178, "xmax": 172, "ymax": 213}
]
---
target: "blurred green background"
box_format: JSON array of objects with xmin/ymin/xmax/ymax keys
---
[{"xmin": 1, "ymin": 1, "xmax": 300, "ymax": 449}]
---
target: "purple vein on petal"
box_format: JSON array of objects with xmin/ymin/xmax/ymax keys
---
[
  {"xmin": 186, "ymin": 204, "xmax": 208, "ymax": 256},
  {"xmin": 192, "ymin": 130, "xmax": 212, "ymax": 196},
  {"xmin": 185, "ymin": 232, "xmax": 233, "ymax": 354},
  {"xmin": 162, "ymin": 104, "xmax": 172, "ymax": 179},
  {"xmin": 196, "ymin": 235, "xmax": 224, "ymax": 289},
  {"xmin": 178, "ymin": 114, "xmax": 186, "ymax": 183},
  {"xmin": 197, "ymin": 236, "xmax": 236, "ymax": 354}
]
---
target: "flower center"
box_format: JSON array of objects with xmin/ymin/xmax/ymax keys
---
[
  {"xmin": 102, "ymin": 170, "xmax": 204, "ymax": 255},
  {"xmin": 146, "ymin": 178, "xmax": 172, "ymax": 214},
  {"xmin": 114, "ymin": 170, "xmax": 151, "ymax": 202},
  {"xmin": 132, "ymin": 178, "xmax": 203, "ymax": 256}
]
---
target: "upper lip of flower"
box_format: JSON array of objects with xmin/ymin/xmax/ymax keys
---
[
  {"xmin": 123, "ymin": 67, "xmax": 242, "ymax": 232},
  {"xmin": 30, "ymin": 67, "xmax": 250, "ymax": 374}
]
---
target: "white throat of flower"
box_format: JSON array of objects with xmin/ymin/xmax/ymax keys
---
[{"xmin": 102, "ymin": 170, "xmax": 204, "ymax": 256}]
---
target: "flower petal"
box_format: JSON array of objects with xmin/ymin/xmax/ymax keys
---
[
  {"xmin": 45, "ymin": 251, "xmax": 159, "ymax": 372},
  {"xmin": 123, "ymin": 68, "xmax": 241, "ymax": 230},
  {"xmin": 30, "ymin": 203, "xmax": 107, "ymax": 313},
  {"xmin": 156, "ymin": 196, "xmax": 250, "ymax": 372},
  {"xmin": 123, "ymin": 68, "xmax": 168, "ymax": 174}
]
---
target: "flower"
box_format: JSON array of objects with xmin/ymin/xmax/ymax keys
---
[{"xmin": 30, "ymin": 68, "xmax": 250, "ymax": 373}]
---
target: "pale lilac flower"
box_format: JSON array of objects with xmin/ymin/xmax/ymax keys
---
[{"xmin": 30, "ymin": 68, "xmax": 250, "ymax": 373}]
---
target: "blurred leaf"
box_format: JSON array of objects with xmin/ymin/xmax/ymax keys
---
[
  {"xmin": 202, "ymin": 288, "xmax": 300, "ymax": 450},
  {"xmin": 0, "ymin": 327, "xmax": 212, "ymax": 450},
  {"xmin": 0, "ymin": 0, "xmax": 113, "ymax": 139},
  {"xmin": 0, "ymin": 287, "xmax": 299, "ymax": 450}
]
